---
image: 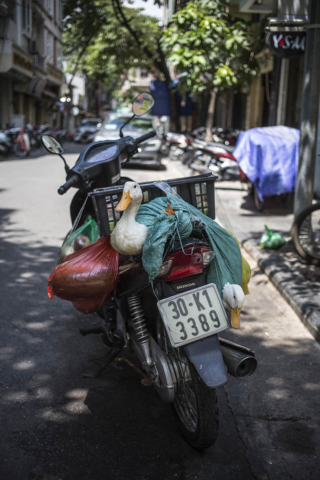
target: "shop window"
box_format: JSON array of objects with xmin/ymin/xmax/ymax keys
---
[
  {"xmin": 44, "ymin": 0, "xmax": 53, "ymax": 16},
  {"xmin": 22, "ymin": 0, "xmax": 32, "ymax": 35},
  {"xmin": 10, "ymin": 4, "xmax": 17, "ymax": 22},
  {"xmin": 57, "ymin": 42, "xmax": 63, "ymax": 69},
  {"xmin": 141, "ymin": 69, "xmax": 148, "ymax": 78},
  {"xmin": 56, "ymin": 0, "xmax": 63, "ymax": 25},
  {"xmin": 45, "ymin": 30, "xmax": 54, "ymax": 65}
]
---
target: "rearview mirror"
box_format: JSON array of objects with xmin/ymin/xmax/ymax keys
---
[
  {"xmin": 132, "ymin": 92, "xmax": 154, "ymax": 117},
  {"xmin": 42, "ymin": 135, "xmax": 64, "ymax": 154}
]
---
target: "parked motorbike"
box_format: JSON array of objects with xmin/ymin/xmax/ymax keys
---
[
  {"xmin": 192, "ymin": 126, "xmax": 242, "ymax": 147},
  {"xmin": 74, "ymin": 119, "xmax": 102, "ymax": 144},
  {"xmin": 180, "ymin": 136, "xmax": 240, "ymax": 181},
  {"xmin": 0, "ymin": 132, "xmax": 12, "ymax": 157},
  {"xmin": 13, "ymin": 128, "xmax": 30, "ymax": 157},
  {"xmin": 42, "ymin": 93, "xmax": 257, "ymax": 450}
]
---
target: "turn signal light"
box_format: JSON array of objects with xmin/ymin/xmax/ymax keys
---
[
  {"xmin": 158, "ymin": 260, "xmax": 173, "ymax": 277},
  {"xmin": 203, "ymin": 250, "xmax": 215, "ymax": 265}
]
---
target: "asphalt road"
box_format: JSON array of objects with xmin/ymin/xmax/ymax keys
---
[{"xmin": 1, "ymin": 149, "xmax": 320, "ymax": 480}]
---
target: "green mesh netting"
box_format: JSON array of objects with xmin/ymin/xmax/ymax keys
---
[{"xmin": 136, "ymin": 196, "xmax": 242, "ymax": 297}]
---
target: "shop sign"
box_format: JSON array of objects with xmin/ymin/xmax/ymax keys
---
[{"xmin": 266, "ymin": 31, "xmax": 306, "ymax": 58}]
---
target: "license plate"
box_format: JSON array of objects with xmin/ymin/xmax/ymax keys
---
[{"xmin": 157, "ymin": 284, "xmax": 230, "ymax": 348}]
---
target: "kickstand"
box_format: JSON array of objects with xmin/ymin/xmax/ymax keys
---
[{"xmin": 82, "ymin": 348, "xmax": 120, "ymax": 378}]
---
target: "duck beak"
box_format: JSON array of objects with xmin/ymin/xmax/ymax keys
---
[
  {"xmin": 231, "ymin": 307, "xmax": 241, "ymax": 329},
  {"xmin": 115, "ymin": 190, "xmax": 132, "ymax": 212}
]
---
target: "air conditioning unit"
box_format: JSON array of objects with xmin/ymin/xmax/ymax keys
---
[{"xmin": 239, "ymin": 0, "xmax": 278, "ymax": 14}]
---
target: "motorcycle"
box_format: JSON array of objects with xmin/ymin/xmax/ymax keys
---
[
  {"xmin": 14, "ymin": 128, "xmax": 30, "ymax": 157},
  {"xmin": 0, "ymin": 131, "xmax": 11, "ymax": 157},
  {"xmin": 74, "ymin": 119, "xmax": 101, "ymax": 144},
  {"xmin": 192, "ymin": 126, "xmax": 242, "ymax": 147},
  {"xmin": 188, "ymin": 139, "xmax": 240, "ymax": 181},
  {"xmin": 42, "ymin": 93, "xmax": 257, "ymax": 450},
  {"xmin": 180, "ymin": 137, "xmax": 240, "ymax": 181}
]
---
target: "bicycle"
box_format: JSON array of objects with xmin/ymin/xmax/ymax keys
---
[{"xmin": 291, "ymin": 202, "xmax": 320, "ymax": 266}]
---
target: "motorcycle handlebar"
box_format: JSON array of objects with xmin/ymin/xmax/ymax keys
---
[
  {"xmin": 58, "ymin": 174, "xmax": 79, "ymax": 195},
  {"xmin": 135, "ymin": 131, "xmax": 156, "ymax": 145}
]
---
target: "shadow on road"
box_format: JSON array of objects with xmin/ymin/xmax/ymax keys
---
[{"xmin": 1, "ymin": 201, "xmax": 320, "ymax": 479}]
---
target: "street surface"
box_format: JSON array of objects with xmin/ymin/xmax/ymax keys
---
[{"xmin": 1, "ymin": 149, "xmax": 320, "ymax": 480}]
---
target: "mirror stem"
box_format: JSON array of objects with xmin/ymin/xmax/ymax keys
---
[
  {"xmin": 59, "ymin": 154, "xmax": 70, "ymax": 173},
  {"xmin": 119, "ymin": 114, "xmax": 135, "ymax": 138}
]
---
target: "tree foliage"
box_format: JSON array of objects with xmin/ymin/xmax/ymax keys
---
[
  {"xmin": 63, "ymin": 0, "xmax": 181, "ymax": 129},
  {"xmin": 161, "ymin": 0, "xmax": 257, "ymax": 96},
  {"xmin": 63, "ymin": 1, "xmax": 159, "ymax": 88}
]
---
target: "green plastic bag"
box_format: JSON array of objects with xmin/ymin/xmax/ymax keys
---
[
  {"xmin": 136, "ymin": 192, "xmax": 243, "ymax": 297},
  {"xmin": 259, "ymin": 225, "xmax": 286, "ymax": 250},
  {"xmin": 58, "ymin": 215, "xmax": 100, "ymax": 263}
]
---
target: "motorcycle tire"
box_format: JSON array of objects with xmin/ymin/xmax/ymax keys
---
[
  {"xmin": 0, "ymin": 145, "xmax": 9, "ymax": 157},
  {"xmin": 14, "ymin": 143, "xmax": 28, "ymax": 158},
  {"xmin": 173, "ymin": 358, "xmax": 219, "ymax": 450},
  {"xmin": 157, "ymin": 320, "xmax": 219, "ymax": 450},
  {"xmin": 168, "ymin": 146, "xmax": 182, "ymax": 161},
  {"xmin": 30, "ymin": 137, "xmax": 41, "ymax": 149},
  {"xmin": 291, "ymin": 202, "xmax": 320, "ymax": 266},
  {"xmin": 182, "ymin": 151, "xmax": 195, "ymax": 166}
]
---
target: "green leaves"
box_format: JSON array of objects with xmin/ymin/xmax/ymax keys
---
[
  {"xmin": 63, "ymin": 0, "xmax": 160, "ymax": 93},
  {"xmin": 161, "ymin": 0, "xmax": 256, "ymax": 96}
]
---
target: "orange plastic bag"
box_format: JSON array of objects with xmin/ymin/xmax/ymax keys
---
[{"xmin": 48, "ymin": 236, "xmax": 119, "ymax": 314}]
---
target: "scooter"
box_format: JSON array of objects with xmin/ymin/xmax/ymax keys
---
[
  {"xmin": 0, "ymin": 131, "xmax": 11, "ymax": 157},
  {"xmin": 14, "ymin": 128, "xmax": 30, "ymax": 157},
  {"xmin": 42, "ymin": 93, "xmax": 257, "ymax": 450}
]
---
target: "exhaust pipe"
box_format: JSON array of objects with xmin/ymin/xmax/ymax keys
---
[{"xmin": 219, "ymin": 338, "xmax": 257, "ymax": 380}]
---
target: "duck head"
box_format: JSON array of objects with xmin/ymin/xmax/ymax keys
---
[
  {"xmin": 115, "ymin": 181, "xmax": 143, "ymax": 212},
  {"xmin": 222, "ymin": 283, "xmax": 245, "ymax": 329}
]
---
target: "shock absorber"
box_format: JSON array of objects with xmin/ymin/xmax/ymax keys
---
[{"xmin": 127, "ymin": 295, "xmax": 153, "ymax": 367}]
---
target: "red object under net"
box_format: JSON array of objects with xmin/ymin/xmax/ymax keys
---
[{"xmin": 48, "ymin": 236, "xmax": 119, "ymax": 314}]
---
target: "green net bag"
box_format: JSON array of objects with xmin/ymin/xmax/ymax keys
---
[{"xmin": 58, "ymin": 215, "xmax": 100, "ymax": 263}]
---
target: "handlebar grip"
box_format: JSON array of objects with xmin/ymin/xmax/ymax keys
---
[
  {"xmin": 58, "ymin": 174, "xmax": 79, "ymax": 195},
  {"xmin": 136, "ymin": 131, "xmax": 157, "ymax": 145}
]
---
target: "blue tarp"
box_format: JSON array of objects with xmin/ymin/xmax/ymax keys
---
[{"xmin": 233, "ymin": 126, "xmax": 300, "ymax": 200}]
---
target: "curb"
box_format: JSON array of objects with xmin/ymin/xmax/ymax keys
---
[{"xmin": 242, "ymin": 239, "xmax": 320, "ymax": 343}]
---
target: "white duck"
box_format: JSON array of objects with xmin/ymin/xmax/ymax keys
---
[
  {"xmin": 110, "ymin": 181, "xmax": 148, "ymax": 256},
  {"xmin": 222, "ymin": 283, "xmax": 245, "ymax": 329}
]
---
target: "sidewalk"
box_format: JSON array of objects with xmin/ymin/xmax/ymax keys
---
[
  {"xmin": 215, "ymin": 182, "xmax": 320, "ymax": 343},
  {"xmin": 243, "ymin": 235, "xmax": 320, "ymax": 343}
]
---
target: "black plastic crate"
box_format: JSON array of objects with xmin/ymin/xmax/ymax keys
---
[{"xmin": 89, "ymin": 173, "xmax": 216, "ymax": 236}]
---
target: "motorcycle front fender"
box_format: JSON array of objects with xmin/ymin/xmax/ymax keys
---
[{"xmin": 183, "ymin": 335, "xmax": 228, "ymax": 389}]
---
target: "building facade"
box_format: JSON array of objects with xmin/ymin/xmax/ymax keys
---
[{"xmin": 0, "ymin": 0, "xmax": 63, "ymax": 129}]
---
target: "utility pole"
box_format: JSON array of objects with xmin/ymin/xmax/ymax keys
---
[{"xmin": 294, "ymin": 0, "xmax": 320, "ymax": 218}]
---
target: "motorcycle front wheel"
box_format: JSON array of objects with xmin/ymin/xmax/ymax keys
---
[
  {"xmin": 14, "ymin": 143, "xmax": 28, "ymax": 158},
  {"xmin": 157, "ymin": 322, "xmax": 219, "ymax": 450}
]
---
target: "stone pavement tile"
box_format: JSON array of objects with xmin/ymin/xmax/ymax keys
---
[
  {"xmin": 243, "ymin": 235, "xmax": 320, "ymax": 343},
  {"xmin": 221, "ymin": 251, "xmax": 320, "ymax": 480}
]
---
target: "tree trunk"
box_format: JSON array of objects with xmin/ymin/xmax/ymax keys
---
[{"xmin": 205, "ymin": 88, "xmax": 218, "ymax": 142}]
